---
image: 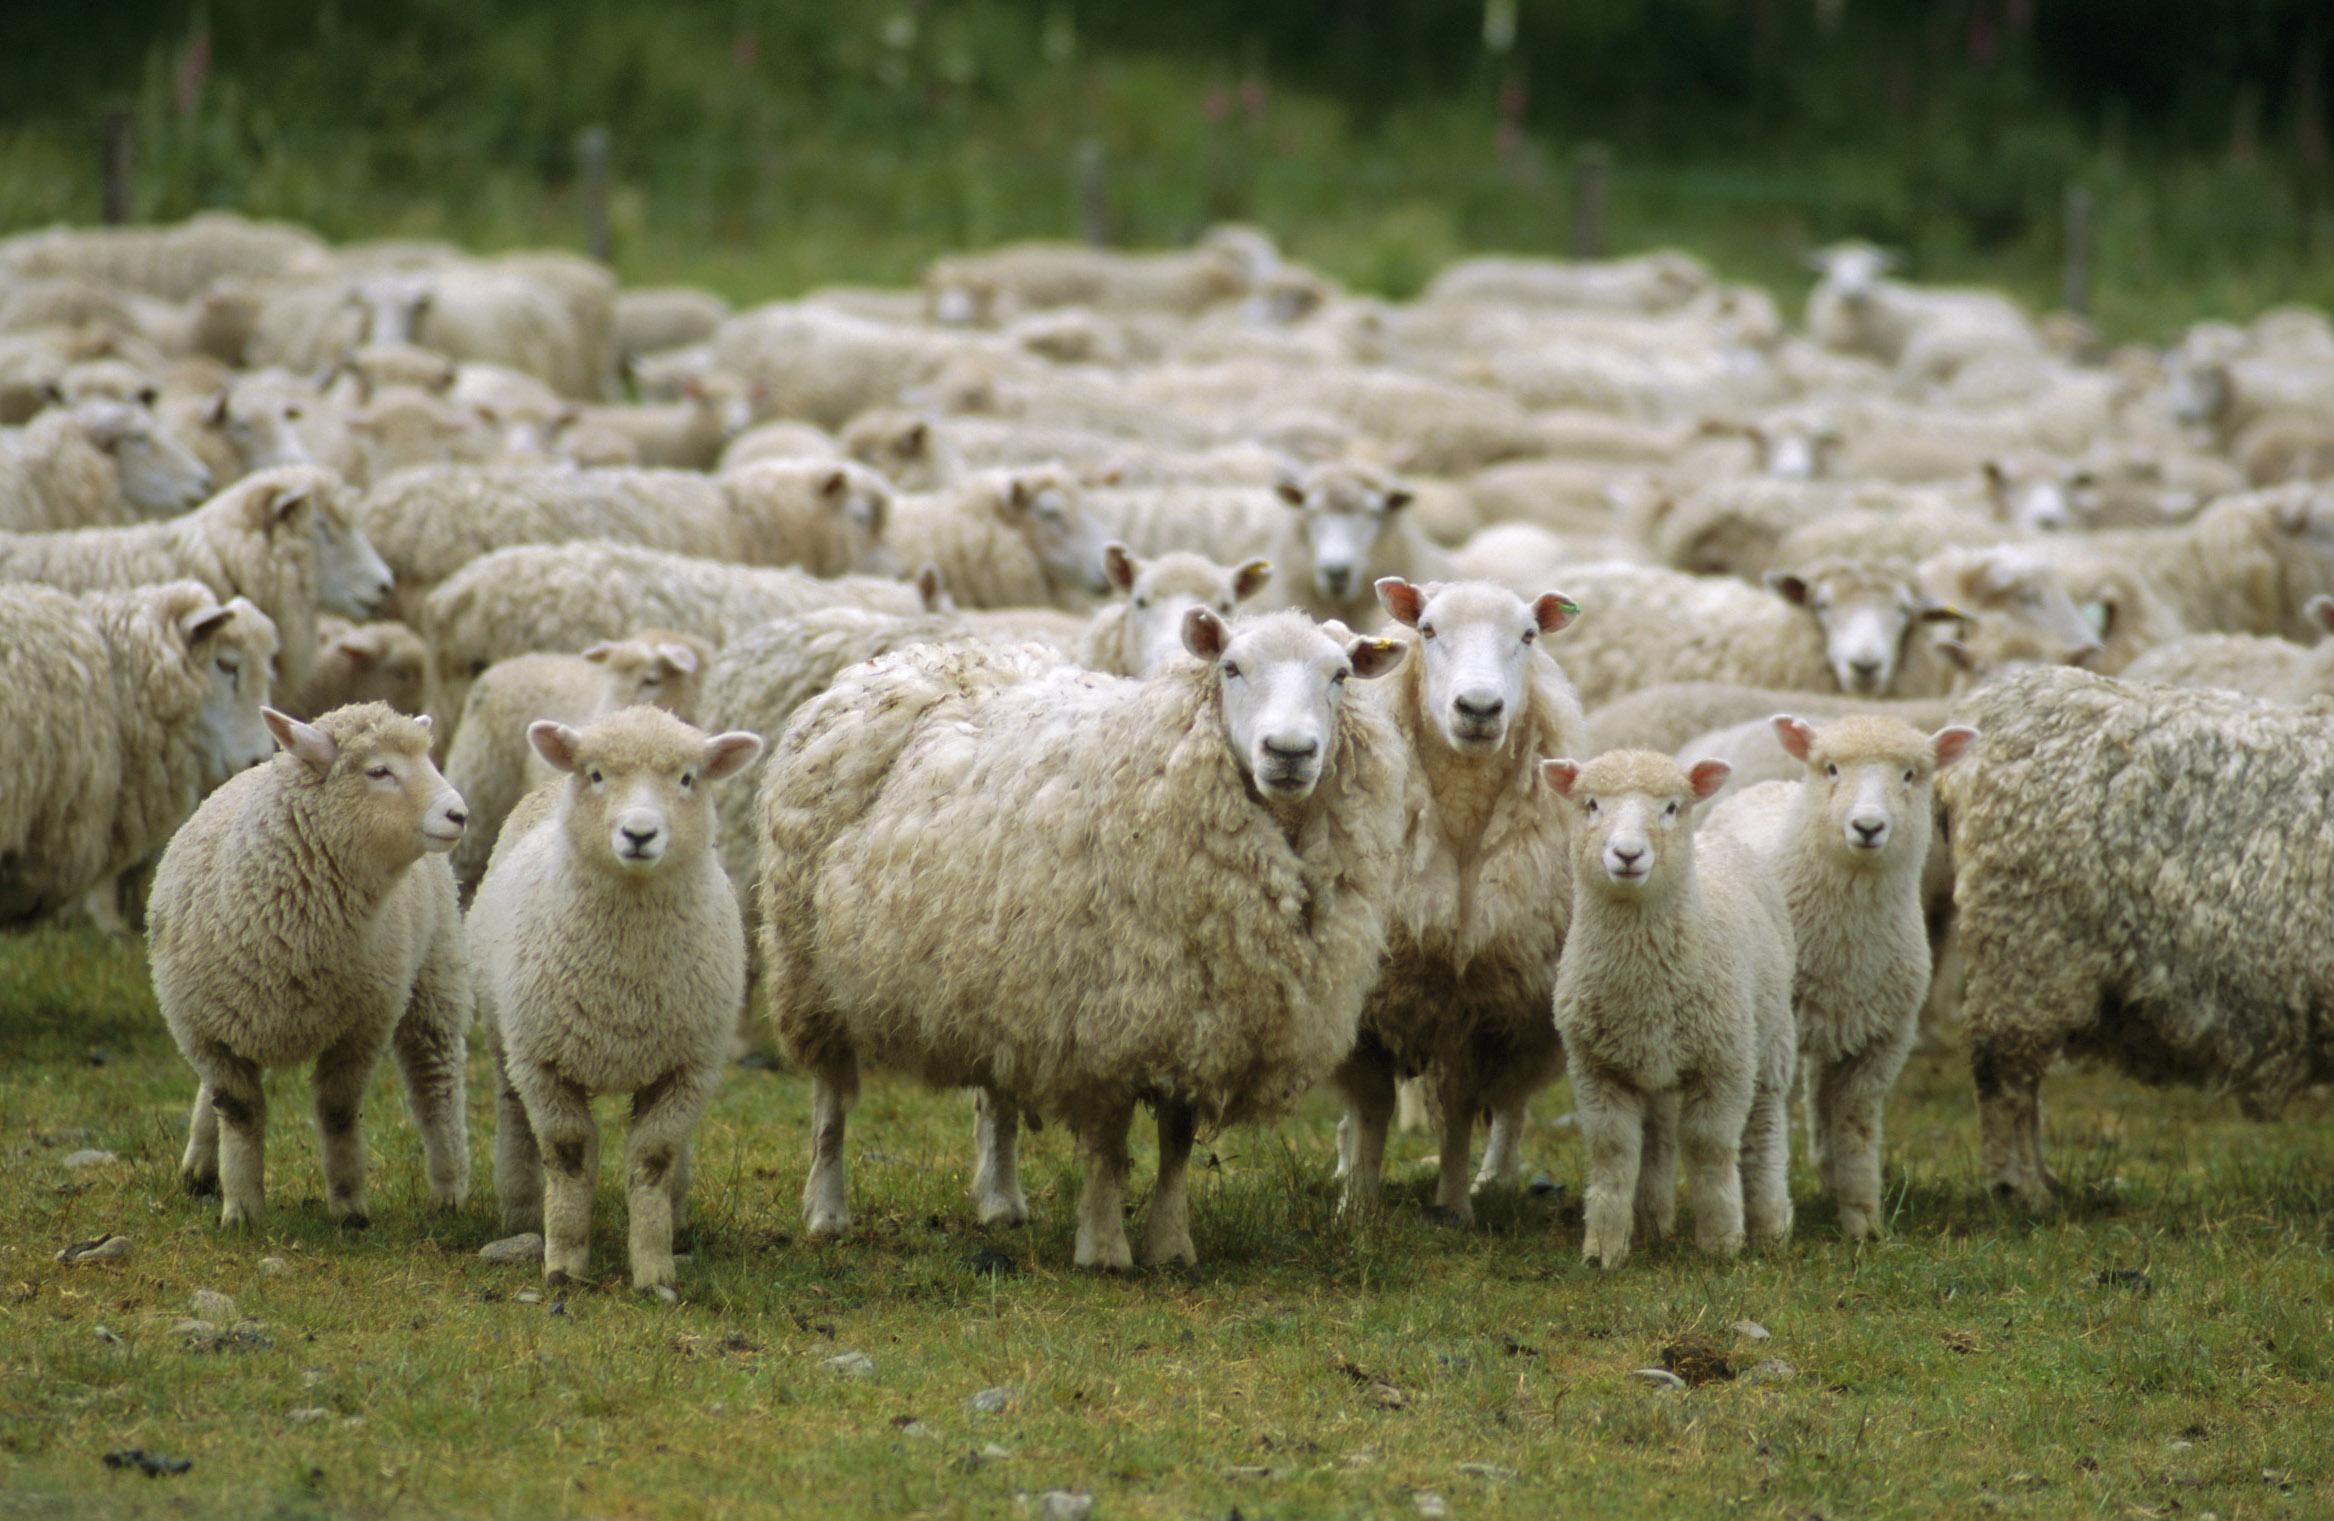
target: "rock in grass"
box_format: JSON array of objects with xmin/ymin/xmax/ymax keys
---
[
  {"xmin": 1732, "ymin": 1319, "xmax": 1770, "ymax": 1342},
  {"xmin": 1412, "ymin": 1492, "xmax": 1450, "ymax": 1519},
  {"xmin": 257, "ymin": 1256, "xmax": 292, "ymax": 1276},
  {"xmin": 479, "ymin": 1232, "xmax": 545, "ymax": 1264},
  {"xmin": 1632, "ymin": 1367, "xmax": 1689, "ymax": 1391},
  {"xmin": 825, "ymin": 1351, "xmax": 876, "ymax": 1378},
  {"xmin": 1019, "ymin": 1492, "xmax": 1094, "ymax": 1521},
  {"xmin": 54, "ymin": 1234, "xmax": 131, "ymax": 1264},
  {"xmin": 966, "ymin": 1386, "xmax": 1014, "ymax": 1415},
  {"xmin": 61, "ymin": 1149, "xmax": 118, "ymax": 1168},
  {"xmin": 189, "ymin": 1289, "xmax": 237, "ymax": 1321},
  {"xmin": 1740, "ymin": 1358, "xmax": 1799, "ymax": 1385}
]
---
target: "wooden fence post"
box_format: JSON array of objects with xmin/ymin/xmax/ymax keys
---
[
  {"xmin": 2063, "ymin": 185, "xmax": 2093, "ymax": 316},
  {"xmin": 103, "ymin": 109, "xmax": 134, "ymax": 225},
  {"xmin": 1078, "ymin": 139, "xmax": 1109, "ymax": 247},
  {"xmin": 578, "ymin": 126, "xmax": 612, "ymax": 266},
  {"xmin": 1570, "ymin": 145, "xmax": 1609, "ymax": 259}
]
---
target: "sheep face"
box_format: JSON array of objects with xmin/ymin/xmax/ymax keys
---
[
  {"xmin": 81, "ymin": 401, "xmax": 213, "ymax": 517},
  {"xmin": 313, "ymin": 491, "xmax": 396, "ymax": 621},
  {"xmin": 1772, "ymin": 714, "xmax": 1978, "ymax": 866},
  {"xmin": 582, "ymin": 634, "xmax": 708, "ymax": 721},
  {"xmin": 1811, "ymin": 243, "xmax": 1893, "ymax": 305},
  {"xmin": 1544, "ymin": 750, "xmax": 1730, "ymax": 897},
  {"xmin": 1765, "ymin": 563, "xmax": 1939, "ymax": 697},
  {"xmin": 265, "ymin": 703, "xmax": 466, "ymax": 862},
  {"xmin": 1377, "ymin": 577, "xmax": 1575, "ymax": 754},
  {"xmin": 184, "ymin": 596, "xmax": 280, "ymax": 785},
  {"xmin": 1982, "ymin": 456, "xmax": 2071, "ymax": 534},
  {"xmin": 326, "ymin": 623, "xmax": 428, "ymax": 715},
  {"xmin": 1755, "ymin": 418, "xmax": 1839, "ymax": 482},
  {"xmin": 1184, "ymin": 608, "xmax": 1404, "ymax": 804},
  {"xmin": 356, "ymin": 275, "xmax": 433, "ymax": 347},
  {"xmin": 222, "ymin": 383, "xmax": 317, "ymax": 471},
  {"xmin": 1001, "ymin": 468, "xmax": 1111, "ymax": 598},
  {"xmin": 1919, "ymin": 548, "xmax": 2102, "ymax": 674},
  {"xmin": 1105, "ymin": 545, "xmax": 1273, "ymax": 678},
  {"xmin": 528, "ymin": 707, "xmax": 761, "ymax": 878},
  {"xmin": 819, "ymin": 465, "xmax": 895, "ymax": 575},
  {"xmin": 1277, "ymin": 464, "xmax": 1414, "ymax": 606}
]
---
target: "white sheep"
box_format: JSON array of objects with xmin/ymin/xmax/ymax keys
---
[
  {"xmin": 444, "ymin": 632, "xmax": 714, "ymax": 893},
  {"xmin": 1077, "ymin": 544, "xmax": 1274, "ymax": 678},
  {"xmin": 0, "ymin": 401, "xmax": 213, "ymax": 529},
  {"xmin": 469, "ymin": 706, "xmax": 761, "ymax": 1292},
  {"xmin": 2034, "ymin": 485, "xmax": 2334, "ymax": 649},
  {"xmin": 0, "ymin": 212, "xmax": 328, "ymax": 302},
  {"xmin": 888, "ymin": 464, "xmax": 1113, "ymax": 612},
  {"xmin": 148, "ymin": 703, "xmax": 472, "ymax": 1227},
  {"xmin": 282, "ymin": 616, "xmax": 429, "ymax": 721},
  {"xmin": 416, "ymin": 540, "xmax": 923, "ymax": 742},
  {"xmin": 1422, "ymin": 251, "xmax": 1711, "ymax": 314},
  {"xmin": 759, "ymin": 610, "xmax": 1409, "ymax": 1267},
  {"xmin": 571, "ymin": 373, "xmax": 751, "ymax": 471},
  {"xmin": 1334, "ymin": 578, "xmax": 1587, "ymax": 1223},
  {"xmin": 1543, "ymin": 750, "xmax": 1796, "ymax": 1268},
  {"xmin": 717, "ymin": 419, "xmax": 841, "ymax": 472},
  {"xmin": 2120, "ymin": 595, "xmax": 2334, "ymax": 700},
  {"xmin": 0, "ymin": 582, "xmax": 277, "ymax": 924},
  {"xmin": 613, "ymin": 287, "xmax": 731, "ymax": 368},
  {"xmin": 1942, "ymin": 666, "xmax": 2334, "ymax": 1209},
  {"xmin": 1587, "ymin": 680, "xmax": 1952, "ymax": 758},
  {"xmin": 1706, "ymin": 715, "xmax": 1978, "ymax": 1240}
]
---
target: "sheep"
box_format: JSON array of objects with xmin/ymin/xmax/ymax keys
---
[
  {"xmin": 718, "ymin": 419, "xmax": 841, "ymax": 472},
  {"xmin": 922, "ymin": 233, "xmax": 1262, "ymax": 322},
  {"xmin": 759, "ymin": 610, "xmax": 1410, "ymax": 1267},
  {"xmin": 571, "ymin": 373, "xmax": 751, "ymax": 471},
  {"xmin": 1422, "ymin": 251, "xmax": 1711, "ymax": 314},
  {"xmin": 2033, "ymin": 485, "xmax": 2334, "ymax": 648},
  {"xmin": 0, "ymin": 465, "xmax": 370, "ymax": 696},
  {"xmin": 416, "ymin": 541, "xmax": 923, "ymax": 741},
  {"xmin": 1767, "ymin": 501, "xmax": 2014, "ymax": 571},
  {"xmin": 709, "ymin": 303, "xmax": 1008, "ymax": 430},
  {"xmin": 0, "ymin": 212, "xmax": 329, "ymax": 302},
  {"xmin": 613, "ymin": 287, "xmax": 731, "ymax": 368},
  {"xmin": 1705, "ymin": 716, "xmax": 1979, "ymax": 1240},
  {"xmin": 361, "ymin": 459, "xmax": 897, "ymax": 608},
  {"xmin": 348, "ymin": 260, "xmax": 610, "ymax": 400},
  {"xmin": 469, "ymin": 707, "xmax": 762, "ymax": 1292},
  {"xmin": 282, "ymin": 617, "xmax": 429, "ymax": 721},
  {"xmin": 1806, "ymin": 244, "xmax": 2039, "ymax": 384},
  {"xmin": 1942, "ymin": 665, "xmax": 2334, "ymax": 1210},
  {"xmin": 344, "ymin": 384, "xmax": 483, "ymax": 483},
  {"xmin": 1262, "ymin": 461, "xmax": 1447, "ymax": 625},
  {"xmin": 1588, "ymin": 681, "xmax": 1955, "ymax": 757},
  {"xmin": 2119, "ymin": 595, "xmax": 2334, "ymax": 700},
  {"xmin": 1077, "ymin": 544, "xmax": 1275, "ymax": 679},
  {"xmin": 444, "ymin": 632, "xmax": 714, "ymax": 893},
  {"xmin": 1542, "ymin": 751, "xmax": 1796, "ymax": 1268},
  {"xmin": 1544, "ymin": 559, "xmax": 1965, "ymax": 708},
  {"xmin": 0, "ymin": 401, "xmax": 213, "ymax": 529},
  {"xmin": 147, "ymin": 703, "xmax": 471, "ymax": 1228},
  {"xmin": 0, "ymin": 582, "xmax": 278, "ymax": 924},
  {"xmin": 1333, "ymin": 578, "xmax": 1588, "ymax": 1223},
  {"xmin": 888, "ymin": 464, "xmax": 1112, "ymax": 612}
]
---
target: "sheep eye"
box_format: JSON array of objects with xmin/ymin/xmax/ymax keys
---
[
  {"xmin": 1826, "ymin": 763, "xmax": 1839, "ymax": 777},
  {"xmin": 1664, "ymin": 801, "xmax": 1679, "ymax": 818},
  {"xmin": 680, "ymin": 773, "xmax": 695, "ymax": 789},
  {"xmin": 1221, "ymin": 663, "xmax": 1241, "ymax": 680},
  {"xmin": 1584, "ymin": 799, "xmax": 1599, "ymax": 817},
  {"xmin": 1332, "ymin": 668, "xmax": 1349, "ymax": 685},
  {"xmin": 1521, "ymin": 629, "xmax": 1537, "ymax": 643},
  {"xmin": 365, "ymin": 764, "xmax": 392, "ymax": 781},
  {"xmin": 1419, "ymin": 625, "xmax": 1436, "ymax": 640},
  {"xmin": 1133, "ymin": 597, "xmax": 1150, "ymax": 611},
  {"xmin": 587, "ymin": 768, "xmax": 604, "ymax": 785},
  {"xmin": 286, "ymin": 405, "xmax": 304, "ymax": 420},
  {"xmin": 1903, "ymin": 768, "xmax": 1916, "ymax": 784}
]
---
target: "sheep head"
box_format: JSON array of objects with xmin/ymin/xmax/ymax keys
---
[
  {"xmin": 1377, "ymin": 576, "xmax": 1575, "ymax": 755},
  {"xmin": 1543, "ymin": 749, "xmax": 1728, "ymax": 900},
  {"xmin": 1771, "ymin": 713, "xmax": 1977, "ymax": 869},
  {"xmin": 528, "ymin": 706, "xmax": 760, "ymax": 879},
  {"xmin": 1185, "ymin": 607, "xmax": 1403, "ymax": 805}
]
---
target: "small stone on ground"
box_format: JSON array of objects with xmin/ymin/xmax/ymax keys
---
[
  {"xmin": 967, "ymin": 1386, "xmax": 1014, "ymax": 1414},
  {"xmin": 479, "ymin": 1233, "xmax": 544, "ymax": 1264},
  {"xmin": 825, "ymin": 1351, "xmax": 875, "ymax": 1378}
]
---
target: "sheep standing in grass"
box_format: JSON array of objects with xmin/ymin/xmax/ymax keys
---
[
  {"xmin": 759, "ymin": 611, "xmax": 1409, "ymax": 1267},
  {"xmin": 148, "ymin": 703, "xmax": 472, "ymax": 1228},
  {"xmin": 1942, "ymin": 666, "xmax": 2334, "ymax": 1210},
  {"xmin": 1706, "ymin": 715, "xmax": 1978, "ymax": 1240},
  {"xmin": 1333, "ymin": 578, "xmax": 1586, "ymax": 1222},
  {"xmin": 469, "ymin": 707, "xmax": 762, "ymax": 1293},
  {"xmin": 0, "ymin": 583, "xmax": 278, "ymax": 924},
  {"xmin": 1544, "ymin": 750, "xmax": 1795, "ymax": 1268}
]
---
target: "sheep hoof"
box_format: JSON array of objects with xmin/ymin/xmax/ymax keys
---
[
  {"xmin": 642, "ymin": 1283, "xmax": 679, "ymax": 1306},
  {"xmin": 179, "ymin": 1170, "xmax": 219, "ymax": 1198},
  {"xmin": 1422, "ymin": 1202, "xmax": 1474, "ymax": 1228},
  {"xmin": 804, "ymin": 1212, "xmax": 852, "ymax": 1241},
  {"xmin": 545, "ymin": 1268, "xmax": 579, "ymax": 1288},
  {"xmin": 974, "ymin": 1201, "xmax": 1030, "ymax": 1229}
]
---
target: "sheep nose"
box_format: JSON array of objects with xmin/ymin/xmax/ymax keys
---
[
  {"xmin": 621, "ymin": 823, "xmax": 659, "ymax": 846},
  {"xmin": 443, "ymin": 806, "xmax": 468, "ymax": 828},
  {"xmin": 1454, "ymin": 692, "xmax": 1504, "ymax": 722},
  {"xmin": 1851, "ymin": 817, "xmax": 1886, "ymax": 845},
  {"xmin": 1320, "ymin": 567, "xmax": 1353, "ymax": 595},
  {"xmin": 1262, "ymin": 736, "xmax": 1319, "ymax": 761},
  {"xmin": 1611, "ymin": 844, "xmax": 1644, "ymax": 866},
  {"xmin": 1848, "ymin": 657, "xmax": 1883, "ymax": 684}
]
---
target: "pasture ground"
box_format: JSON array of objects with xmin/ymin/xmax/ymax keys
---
[{"xmin": 1, "ymin": 925, "xmax": 2327, "ymax": 1519}]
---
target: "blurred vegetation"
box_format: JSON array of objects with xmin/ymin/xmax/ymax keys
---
[{"xmin": 1, "ymin": 2, "xmax": 2330, "ymax": 339}]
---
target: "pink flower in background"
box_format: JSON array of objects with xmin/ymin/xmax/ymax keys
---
[{"xmin": 174, "ymin": 20, "xmax": 211, "ymax": 118}]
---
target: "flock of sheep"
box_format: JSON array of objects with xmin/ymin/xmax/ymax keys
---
[{"xmin": 4, "ymin": 211, "xmax": 2331, "ymax": 1289}]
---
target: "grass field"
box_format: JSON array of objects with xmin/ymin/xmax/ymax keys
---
[{"xmin": 1, "ymin": 924, "xmax": 2328, "ymax": 1519}]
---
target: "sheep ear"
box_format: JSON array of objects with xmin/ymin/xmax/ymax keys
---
[
  {"xmin": 1346, "ymin": 635, "xmax": 1407, "ymax": 681},
  {"xmin": 915, "ymin": 563, "xmax": 948, "ymax": 611},
  {"xmin": 264, "ymin": 482, "xmax": 316, "ymax": 536},
  {"xmin": 203, "ymin": 391, "xmax": 230, "ymax": 427},
  {"xmin": 1687, "ymin": 758, "xmax": 1733, "ymax": 802},
  {"xmin": 1102, "ymin": 542, "xmax": 1138, "ymax": 594},
  {"xmin": 1931, "ymin": 725, "xmax": 1981, "ymax": 771},
  {"xmin": 2081, "ymin": 599, "xmax": 2114, "ymax": 639},
  {"xmin": 582, "ymin": 641, "xmax": 618, "ymax": 665},
  {"xmin": 1232, "ymin": 558, "xmax": 1273, "ymax": 600},
  {"xmin": 1382, "ymin": 487, "xmax": 1414, "ymax": 513},
  {"xmin": 2310, "ymin": 595, "xmax": 2334, "ymax": 636},
  {"xmin": 2276, "ymin": 492, "xmax": 2320, "ymax": 535},
  {"xmin": 700, "ymin": 730, "xmax": 764, "ymax": 782},
  {"xmin": 1533, "ymin": 592, "xmax": 1580, "ymax": 635},
  {"xmin": 1540, "ymin": 758, "xmax": 1582, "ymax": 797},
  {"xmin": 335, "ymin": 635, "xmax": 377, "ymax": 671},
  {"xmin": 903, "ymin": 420, "xmax": 929, "ymax": 452},
  {"xmin": 181, "ymin": 605, "xmax": 235, "ymax": 649},
  {"xmin": 656, "ymin": 643, "xmax": 700, "ymax": 676},
  {"xmin": 264, "ymin": 707, "xmax": 337, "ymax": 771},
  {"xmin": 528, "ymin": 720, "xmax": 585, "ymax": 775},
  {"xmin": 1935, "ymin": 637, "xmax": 1978, "ymax": 673},
  {"xmin": 1274, "ymin": 478, "xmax": 1307, "ymax": 507},
  {"xmin": 1182, "ymin": 606, "xmax": 1229, "ymax": 663},
  {"xmin": 1918, "ymin": 600, "xmax": 1968, "ymax": 625},
  {"xmin": 1005, "ymin": 475, "xmax": 1034, "ymax": 510},
  {"xmin": 1375, "ymin": 577, "xmax": 1426, "ymax": 627},
  {"xmin": 1764, "ymin": 571, "xmax": 1812, "ymax": 607},
  {"xmin": 820, "ymin": 469, "xmax": 848, "ymax": 500},
  {"xmin": 1770, "ymin": 714, "xmax": 1817, "ymax": 763}
]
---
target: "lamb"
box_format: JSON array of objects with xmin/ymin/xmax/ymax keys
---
[
  {"xmin": 759, "ymin": 610, "xmax": 1409, "ymax": 1267},
  {"xmin": 1705, "ymin": 716, "xmax": 1979, "ymax": 1240},
  {"xmin": 0, "ymin": 401, "xmax": 213, "ymax": 529},
  {"xmin": 147, "ymin": 703, "xmax": 472, "ymax": 1228},
  {"xmin": 282, "ymin": 617, "xmax": 429, "ymax": 721},
  {"xmin": 2119, "ymin": 595, "xmax": 2334, "ymax": 700},
  {"xmin": 469, "ymin": 707, "xmax": 762, "ymax": 1292},
  {"xmin": 0, "ymin": 582, "xmax": 278, "ymax": 924},
  {"xmin": 1333, "ymin": 579, "xmax": 1588, "ymax": 1223},
  {"xmin": 443, "ymin": 632, "xmax": 714, "ymax": 893},
  {"xmin": 887, "ymin": 465, "xmax": 1112, "ymax": 612},
  {"xmin": 0, "ymin": 465, "xmax": 373, "ymax": 696},
  {"xmin": 1941, "ymin": 666, "xmax": 2334, "ymax": 1209},
  {"xmin": 1076, "ymin": 544, "xmax": 1275, "ymax": 679},
  {"xmin": 416, "ymin": 541, "xmax": 922, "ymax": 740},
  {"xmin": 361, "ymin": 459, "xmax": 898, "ymax": 607},
  {"xmin": 2033, "ymin": 485, "xmax": 2334, "ymax": 647},
  {"xmin": 1588, "ymin": 681, "xmax": 1954, "ymax": 757},
  {"xmin": 1543, "ymin": 751, "xmax": 1796, "ymax": 1268}
]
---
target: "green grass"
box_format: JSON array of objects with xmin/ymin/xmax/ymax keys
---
[{"xmin": 2, "ymin": 926, "xmax": 2329, "ymax": 1518}]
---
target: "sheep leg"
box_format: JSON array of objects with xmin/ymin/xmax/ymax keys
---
[
  {"xmin": 1739, "ymin": 1074, "xmax": 1796, "ymax": 1247},
  {"xmin": 1429, "ymin": 1067, "xmax": 1478, "ymax": 1225},
  {"xmin": 179, "ymin": 1083, "xmax": 221, "ymax": 1196},
  {"xmin": 1972, "ymin": 1040, "xmax": 2055, "ymax": 1210},
  {"xmin": 205, "ymin": 1050, "xmax": 269, "ymax": 1229},
  {"xmin": 668, "ymin": 1139, "xmax": 694, "ymax": 1245},
  {"xmin": 490, "ymin": 1035, "xmax": 544, "ymax": 1234},
  {"xmin": 1679, "ymin": 1085, "xmax": 1748, "ymax": 1259},
  {"xmin": 1139, "ymin": 1101, "xmax": 1199, "ymax": 1268},
  {"xmin": 1814, "ymin": 1030, "xmax": 1912, "ymax": 1241},
  {"xmin": 312, "ymin": 1030, "xmax": 389, "ymax": 1227},
  {"xmin": 533, "ymin": 1077, "xmax": 600, "ymax": 1285},
  {"xmin": 1072, "ymin": 1105, "xmax": 1134, "ymax": 1273},
  {"xmin": 1330, "ymin": 1046, "xmax": 1397, "ymax": 1215},
  {"xmin": 389, "ymin": 996, "xmax": 471, "ymax": 1211},
  {"xmin": 624, "ymin": 1073, "xmax": 709, "ymax": 1293},
  {"xmin": 1473, "ymin": 1097, "xmax": 1528, "ymax": 1193},
  {"xmin": 971, "ymin": 1086, "xmax": 1031, "ymax": 1227},
  {"xmin": 802, "ymin": 1052, "xmax": 858, "ymax": 1239},
  {"xmin": 1572, "ymin": 1074, "xmax": 1643, "ymax": 1271},
  {"xmin": 1394, "ymin": 1075, "xmax": 1433, "ymax": 1134},
  {"xmin": 1633, "ymin": 1089, "xmax": 1679, "ymax": 1244}
]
